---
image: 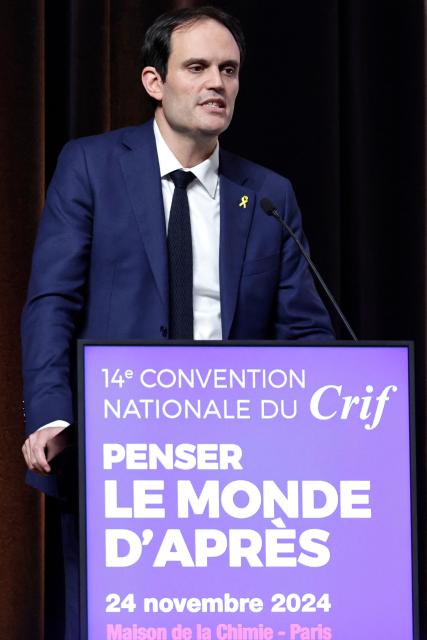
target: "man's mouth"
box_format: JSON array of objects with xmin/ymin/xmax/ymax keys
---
[{"xmin": 199, "ymin": 98, "xmax": 226, "ymax": 112}]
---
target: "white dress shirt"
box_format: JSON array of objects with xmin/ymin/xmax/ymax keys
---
[
  {"xmin": 154, "ymin": 119, "xmax": 222, "ymax": 340},
  {"xmin": 38, "ymin": 120, "xmax": 222, "ymax": 431}
]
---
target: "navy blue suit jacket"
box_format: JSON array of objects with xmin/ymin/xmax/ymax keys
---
[{"xmin": 22, "ymin": 120, "xmax": 333, "ymax": 493}]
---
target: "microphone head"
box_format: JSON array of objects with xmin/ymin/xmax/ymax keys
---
[{"xmin": 260, "ymin": 197, "xmax": 277, "ymax": 216}]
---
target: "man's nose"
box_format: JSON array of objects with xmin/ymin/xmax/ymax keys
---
[{"xmin": 205, "ymin": 66, "xmax": 224, "ymax": 90}]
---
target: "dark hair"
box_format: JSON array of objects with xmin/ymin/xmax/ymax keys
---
[{"xmin": 141, "ymin": 6, "xmax": 246, "ymax": 81}]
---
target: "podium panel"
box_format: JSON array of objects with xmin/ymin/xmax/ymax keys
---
[{"xmin": 78, "ymin": 342, "xmax": 417, "ymax": 640}]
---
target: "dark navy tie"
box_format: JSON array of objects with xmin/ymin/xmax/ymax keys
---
[{"xmin": 167, "ymin": 169, "xmax": 196, "ymax": 339}]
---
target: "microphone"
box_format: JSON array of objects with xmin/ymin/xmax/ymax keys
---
[{"xmin": 260, "ymin": 197, "xmax": 357, "ymax": 341}]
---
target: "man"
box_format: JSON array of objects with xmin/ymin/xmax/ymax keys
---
[{"xmin": 21, "ymin": 6, "xmax": 334, "ymax": 638}]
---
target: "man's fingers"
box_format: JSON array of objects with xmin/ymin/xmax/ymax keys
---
[
  {"xmin": 21, "ymin": 440, "xmax": 31, "ymax": 469},
  {"xmin": 25, "ymin": 437, "xmax": 50, "ymax": 473},
  {"xmin": 31, "ymin": 441, "xmax": 51, "ymax": 473},
  {"xmin": 22, "ymin": 439, "xmax": 37, "ymax": 471},
  {"xmin": 22, "ymin": 426, "xmax": 66, "ymax": 474}
]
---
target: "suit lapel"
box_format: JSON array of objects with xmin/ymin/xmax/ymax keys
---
[
  {"xmin": 119, "ymin": 123, "xmax": 168, "ymax": 309},
  {"xmin": 118, "ymin": 125, "xmax": 256, "ymax": 335},
  {"xmin": 219, "ymin": 168, "xmax": 256, "ymax": 339}
]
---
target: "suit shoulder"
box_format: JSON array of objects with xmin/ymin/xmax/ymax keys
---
[
  {"xmin": 63, "ymin": 124, "xmax": 148, "ymax": 153},
  {"xmin": 52, "ymin": 121, "xmax": 155, "ymax": 179},
  {"xmin": 58, "ymin": 119, "xmax": 157, "ymax": 165}
]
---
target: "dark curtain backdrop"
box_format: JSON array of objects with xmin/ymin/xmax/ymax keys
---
[
  {"xmin": 1, "ymin": 1, "xmax": 425, "ymax": 638},
  {"xmin": 0, "ymin": 2, "xmax": 45, "ymax": 638}
]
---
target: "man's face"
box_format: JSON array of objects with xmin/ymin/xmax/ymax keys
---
[{"xmin": 157, "ymin": 18, "xmax": 240, "ymax": 141}]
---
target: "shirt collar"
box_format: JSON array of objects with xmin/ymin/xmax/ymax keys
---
[{"xmin": 153, "ymin": 119, "xmax": 219, "ymax": 199}]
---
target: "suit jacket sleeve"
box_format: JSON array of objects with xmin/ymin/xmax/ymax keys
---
[{"xmin": 21, "ymin": 139, "xmax": 93, "ymax": 434}]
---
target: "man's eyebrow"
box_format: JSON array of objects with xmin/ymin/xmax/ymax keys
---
[
  {"xmin": 183, "ymin": 57, "xmax": 240, "ymax": 68},
  {"xmin": 220, "ymin": 59, "xmax": 240, "ymax": 69},
  {"xmin": 183, "ymin": 58, "xmax": 209, "ymax": 66}
]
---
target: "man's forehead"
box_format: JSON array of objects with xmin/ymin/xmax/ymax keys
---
[{"xmin": 169, "ymin": 18, "xmax": 240, "ymax": 61}]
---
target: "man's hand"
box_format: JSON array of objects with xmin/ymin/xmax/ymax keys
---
[{"xmin": 22, "ymin": 426, "xmax": 70, "ymax": 474}]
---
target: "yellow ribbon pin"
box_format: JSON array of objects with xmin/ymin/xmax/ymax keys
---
[{"xmin": 239, "ymin": 195, "xmax": 249, "ymax": 209}]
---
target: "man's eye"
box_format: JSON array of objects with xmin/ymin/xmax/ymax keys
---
[
  {"xmin": 223, "ymin": 67, "xmax": 237, "ymax": 76},
  {"xmin": 188, "ymin": 65, "xmax": 203, "ymax": 73}
]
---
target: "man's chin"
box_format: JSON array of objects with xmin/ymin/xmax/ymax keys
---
[{"xmin": 196, "ymin": 118, "xmax": 231, "ymax": 139}]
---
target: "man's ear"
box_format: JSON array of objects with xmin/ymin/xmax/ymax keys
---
[{"xmin": 141, "ymin": 66, "xmax": 164, "ymax": 102}]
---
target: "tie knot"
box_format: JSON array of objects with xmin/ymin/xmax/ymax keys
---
[{"xmin": 169, "ymin": 169, "xmax": 195, "ymax": 190}]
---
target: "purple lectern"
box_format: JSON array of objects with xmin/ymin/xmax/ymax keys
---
[{"xmin": 78, "ymin": 342, "xmax": 418, "ymax": 640}]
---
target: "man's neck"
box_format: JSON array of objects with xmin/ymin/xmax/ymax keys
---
[{"xmin": 154, "ymin": 111, "xmax": 217, "ymax": 168}]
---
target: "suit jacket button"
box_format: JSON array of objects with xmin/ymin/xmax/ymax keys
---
[{"xmin": 160, "ymin": 326, "xmax": 168, "ymax": 338}]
